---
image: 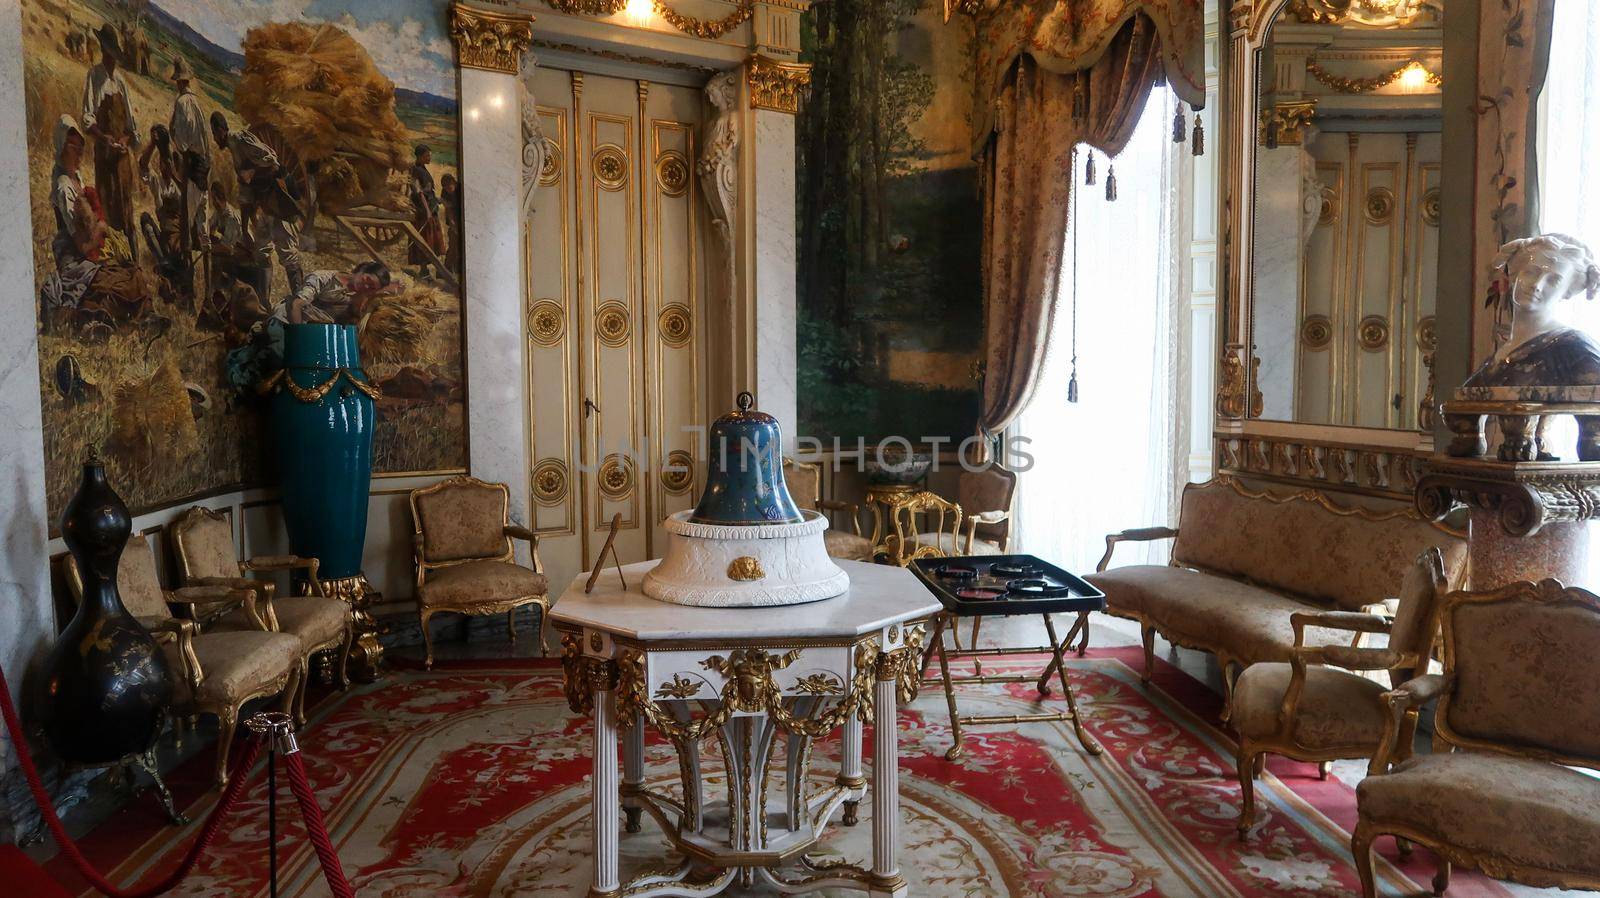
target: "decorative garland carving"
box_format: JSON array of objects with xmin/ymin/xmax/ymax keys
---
[
  {"xmin": 538, "ymin": 0, "xmax": 753, "ymax": 40},
  {"xmin": 1215, "ymin": 345, "xmax": 1262, "ymax": 418},
  {"xmin": 1288, "ymin": 0, "xmax": 1441, "ymax": 27},
  {"xmin": 1306, "ymin": 57, "xmax": 1441, "ymax": 95},
  {"xmin": 746, "ymin": 54, "xmax": 813, "ymax": 114},
  {"xmin": 449, "ymin": 4, "xmax": 535, "ymax": 75},
  {"xmin": 1258, "ymin": 100, "xmax": 1317, "ymax": 147},
  {"xmin": 258, "ymin": 368, "xmax": 381, "ymax": 402}
]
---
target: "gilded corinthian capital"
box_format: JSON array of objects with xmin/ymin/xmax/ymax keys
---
[{"xmin": 450, "ymin": 4, "xmax": 536, "ymax": 75}]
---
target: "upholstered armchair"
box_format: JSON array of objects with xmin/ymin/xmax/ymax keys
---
[
  {"xmin": 66, "ymin": 533, "xmax": 302, "ymax": 789},
  {"xmin": 1351, "ymin": 578, "xmax": 1600, "ymax": 898},
  {"xmin": 782, "ymin": 457, "xmax": 874, "ymax": 562},
  {"xmin": 170, "ymin": 505, "xmax": 353, "ymax": 716},
  {"xmin": 955, "ymin": 465, "xmax": 1017, "ymax": 554},
  {"xmin": 409, "ymin": 475, "xmax": 550, "ymax": 668},
  {"xmin": 1232, "ymin": 547, "xmax": 1447, "ymax": 838}
]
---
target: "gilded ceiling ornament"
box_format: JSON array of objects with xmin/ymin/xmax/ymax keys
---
[
  {"xmin": 655, "ymin": 151, "xmax": 690, "ymax": 197},
  {"xmin": 746, "ymin": 54, "xmax": 813, "ymax": 114},
  {"xmin": 1301, "ymin": 314, "xmax": 1333, "ymax": 350},
  {"xmin": 598, "ymin": 453, "xmax": 636, "ymax": 501},
  {"xmin": 660, "ymin": 448, "xmax": 694, "ymax": 494},
  {"xmin": 596, "ymin": 300, "xmax": 632, "ymax": 346},
  {"xmin": 527, "ymin": 298, "xmax": 566, "ymax": 345},
  {"xmin": 1365, "ymin": 187, "xmax": 1396, "ymax": 225},
  {"xmin": 657, "ymin": 303, "xmax": 692, "ymax": 348},
  {"xmin": 1358, "ymin": 315, "xmax": 1391, "ymax": 351},
  {"xmin": 531, "ymin": 458, "xmax": 570, "ymax": 506},
  {"xmin": 1306, "ymin": 57, "xmax": 1441, "ymax": 95},
  {"xmin": 1288, "ymin": 0, "xmax": 1440, "ymax": 27},
  {"xmin": 592, "ymin": 144, "xmax": 629, "ymax": 191},
  {"xmin": 541, "ymin": 0, "xmax": 626, "ymax": 14},
  {"xmin": 449, "ymin": 4, "xmax": 535, "ymax": 75},
  {"xmin": 651, "ymin": 0, "xmax": 754, "ymax": 39}
]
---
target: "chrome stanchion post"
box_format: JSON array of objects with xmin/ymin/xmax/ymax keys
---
[{"xmin": 248, "ymin": 712, "xmax": 299, "ymax": 898}]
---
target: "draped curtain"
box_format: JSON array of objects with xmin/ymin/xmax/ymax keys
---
[{"xmin": 976, "ymin": 5, "xmax": 1195, "ymax": 445}]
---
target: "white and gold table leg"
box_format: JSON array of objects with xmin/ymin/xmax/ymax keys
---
[
  {"xmin": 590, "ymin": 678, "xmax": 620, "ymax": 897},
  {"xmin": 622, "ymin": 711, "xmax": 645, "ymax": 833},
  {"xmin": 871, "ymin": 650, "xmax": 909, "ymax": 897},
  {"xmin": 838, "ymin": 710, "xmax": 865, "ymax": 826}
]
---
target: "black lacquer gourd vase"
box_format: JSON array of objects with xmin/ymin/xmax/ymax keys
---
[{"xmin": 38, "ymin": 454, "xmax": 172, "ymax": 765}]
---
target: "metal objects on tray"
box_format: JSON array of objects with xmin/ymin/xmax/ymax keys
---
[{"xmin": 910, "ymin": 554, "xmax": 1106, "ymax": 761}]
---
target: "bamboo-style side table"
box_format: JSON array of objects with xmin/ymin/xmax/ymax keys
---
[{"xmin": 551, "ymin": 559, "xmax": 940, "ymax": 898}]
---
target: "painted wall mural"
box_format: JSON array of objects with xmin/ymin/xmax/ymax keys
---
[
  {"xmin": 21, "ymin": 0, "xmax": 466, "ymax": 519},
  {"xmin": 796, "ymin": 0, "xmax": 983, "ymax": 445}
]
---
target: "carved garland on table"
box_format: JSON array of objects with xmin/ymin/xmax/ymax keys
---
[
  {"xmin": 747, "ymin": 54, "xmax": 814, "ymax": 114},
  {"xmin": 539, "ymin": 0, "xmax": 754, "ymax": 39},
  {"xmin": 258, "ymin": 368, "xmax": 381, "ymax": 402},
  {"xmin": 1306, "ymin": 57, "xmax": 1442, "ymax": 95},
  {"xmin": 450, "ymin": 5, "xmax": 536, "ymax": 75}
]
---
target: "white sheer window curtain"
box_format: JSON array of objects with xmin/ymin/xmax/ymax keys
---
[
  {"xmin": 1014, "ymin": 89, "xmax": 1185, "ymax": 571},
  {"xmin": 1538, "ymin": 1, "xmax": 1600, "ymax": 258}
]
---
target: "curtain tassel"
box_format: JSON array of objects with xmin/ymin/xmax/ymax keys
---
[
  {"xmin": 1085, "ymin": 152, "xmax": 1096, "ymax": 186},
  {"xmin": 1067, "ymin": 368, "xmax": 1079, "ymax": 403},
  {"xmin": 1172, "ymin": 101, "xmax": 1187, "ymax": 144},
  {"xmin": 1105, "ymin": 164, "xmax": 1117, "ymax": 202},
  {"xmin": 1191, "ymin": 110, "xmax": 1205, "ymax": 156}
]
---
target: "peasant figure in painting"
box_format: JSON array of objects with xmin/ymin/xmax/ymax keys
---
[{"xmin": 1465, "ymin": 233, "xmax": 1600, "ymax": 388}]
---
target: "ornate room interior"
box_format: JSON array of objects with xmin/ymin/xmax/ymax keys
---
[{"xmin": 2, "ymin": 0, "xmax": 1599, "ymax": 896}]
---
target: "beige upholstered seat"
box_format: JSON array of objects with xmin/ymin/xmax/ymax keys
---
[
  {"xmin": 66, "ymin": 533, "xmax": 301, "ymax": 788},
  {"xmin": 410, "ymin": 476, "xmax": 550, "ymax": 668},
  {"xmin": 784, "ymin": 458, "xmax": 874, "ymax": 562},
  {"xmin": 1230, "ymin": 548, "xmax": 1448, "ymax": 837},
  {"xmin": 1352, "ymin": 579, "xmax": 1600, "ymax": 897},
  {"xmin": 171, "ymin": 505, "xmax": 352, "ymax": 719}
]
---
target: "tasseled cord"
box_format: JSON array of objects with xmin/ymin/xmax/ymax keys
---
[
  {"xmin": 1085, "ymin": 151, "xmax": 1096, "ymax": 186},
  {"xmin": 1172, "ymin": 99, "xmax": 1187, "ymax": 143},
  {"xmin": 1105, "ymin": 164, "xmax": 1118, "ymax": 202},
  {"xmin": 1192, "ymin": 107, "xmax": 1205, "ymax": 156},
  {"xmin": 1067, "ymin": 146, "xmax": 1081, "ymax": 404},
  {"xmin": 1176, "ymin": 101, "xmax": 1205, "ymax": 156}
]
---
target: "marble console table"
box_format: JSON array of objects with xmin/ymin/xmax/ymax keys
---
[{"xmin": 551, "ymin": 558, "xmax": 941, "ymax": 898}]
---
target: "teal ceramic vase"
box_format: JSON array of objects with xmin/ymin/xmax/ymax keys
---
[{"xmin": 269, "ymin": 323, "xmax": 375, "ymax": 581}]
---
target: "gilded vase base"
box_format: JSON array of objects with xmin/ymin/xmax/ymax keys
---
[{"xmin": 301, "ymin": 573, "xmax": 384, "ymax": 683}]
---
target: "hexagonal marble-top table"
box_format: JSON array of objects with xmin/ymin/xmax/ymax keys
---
[{"xmin": 551, "ymin": 558, "xmax": 940, "ymax": 898}]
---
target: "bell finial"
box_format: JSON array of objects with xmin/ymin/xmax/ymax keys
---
[{"xmin": 737, "ymin": 391, "xmax": 754, "ymax": 412}]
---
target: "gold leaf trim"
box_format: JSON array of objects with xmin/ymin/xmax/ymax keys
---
[
  {"xmin": 528, "ymin": 298, "xmax": 566, "ymax": 346},
  {"xmin": 596, "ymin": 300, "xmax": 632, "ymax": 347},
  {"xmin": 1307, "ymin": 56, "xmax": 1441, "ymax": 95},
  {"xmin": 258, "ymin": 368, "xmax": 381, "ymax": 403},
  {"xmin": 746, "ymin": 54, "xmax": 812, "ymax": 114},
  {"xmin": 657, "ymin": 303, "xmax": 692, "ymax": 348},
  {"xmin": 449, "ymin": 4, "xmax": 535, "ymax": 75},
  {"xmin": 592, "ymin": 144, "xmax": 629, "ymax": 191},
  {"xmin": 532, "ymin": 458, "xmax": 570, "ymax": 506}
]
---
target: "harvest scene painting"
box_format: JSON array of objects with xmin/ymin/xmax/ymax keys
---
[
  {"xmin": 21, "ymin": 0, "xmax": 466, "ymax": 518},
  {"xmin": 797, "ymin": 0, "xmax": 983, "ymax": 444}
]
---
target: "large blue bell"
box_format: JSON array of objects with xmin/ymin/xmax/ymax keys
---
[{"xmin": 691, "ymin": 391, "xmax": 805, "ymax": 525}]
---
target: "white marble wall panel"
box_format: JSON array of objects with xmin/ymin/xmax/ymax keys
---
[
  {"xmin": 0, "ymin": 0, "xmax": 51, "ymax": 789},
  {"xmin": 460, "ymin": 68, "xmax": 533, "ymax": 564},
  {"xmin": 1253, "ymin": 145, "xmax": 1308, "ymax": 421},
  {"xmin": 752, "ymin": 109, "xmax": 798, "ymax": 451}
]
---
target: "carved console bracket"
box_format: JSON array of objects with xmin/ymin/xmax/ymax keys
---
[
  {"xmin": 1216, "ymin": 344, "xmax": 1263, "ymax": 419},
  {"xmin": 1416, "ymin": 458, "xmax": 1600, "ymax": 539},
  {"xmin": 450, "ymin": 4, "xmax": 536, "ymax": 74}
]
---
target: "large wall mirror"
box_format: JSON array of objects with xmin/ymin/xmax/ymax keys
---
[{"xmin": 1248, "ymin": 0, "xmax": 1443, "ymax": 430}]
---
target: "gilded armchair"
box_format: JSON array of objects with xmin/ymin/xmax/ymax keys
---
[
  {"xmin": 783, "ymin": 457, "xmax": 874, "ymax": 562},
  {"xmin": 885, "ymin": 490, "xmax": 964, "ymax": 566},
  {"xmin": 1352, "ymin": 578, "xmax": 1600, "ymax": 898},
  {"xmin": 66, "ymin": 533, "xmax": 302, "ymax": 789},
  {"xmin": 1232, "ymin": 547, "xmax": 1447, "ymax": 838},
  {"xmin": 410, "ymin": 475, "xmax": 550, "ymax": 669},
  {"xmin": 170, "ymin": 505, "xmax": 352, "ymax": 718},
  {"xmin": 895, "ymin": 467, "xmax": 1015, "ymax": 558}
]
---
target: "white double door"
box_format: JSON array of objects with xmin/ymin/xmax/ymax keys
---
[{"xmin": 523, "ymin": 65, "xmax": 710, "ymax": 589}]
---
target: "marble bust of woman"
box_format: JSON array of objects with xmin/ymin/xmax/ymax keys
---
[{"xmin": 1463, "ymin": 233, "xmax": 1600, "ymax": 389}]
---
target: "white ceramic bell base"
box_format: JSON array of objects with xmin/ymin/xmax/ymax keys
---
[{"xmin": 642, "ymin": 510, "xmax": 849, "ymax": 607}]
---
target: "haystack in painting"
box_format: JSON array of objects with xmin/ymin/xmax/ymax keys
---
[{"xmin": 235, "ymin": 22, "xmax": 411, "ymax": 212}]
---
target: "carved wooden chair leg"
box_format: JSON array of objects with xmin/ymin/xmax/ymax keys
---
[
  {"xmin": 1253, "ymin": 753, "xmax": 1266, "ymax": 777},
  {"xmin": 294, "ymin": 658, "xmax": 311, "ymax": 726},
  {"xmin": 421, "ymin": 609, "xmax": 437, "ymax": 671},
  {"xmin": 336, "ymin": 628, "xmax": 352, "ymax": 689},
  {"xmin": 1396, "ymin": 836, "xmax": 1413, "ymax": 858},
  {"xmin": 1433, "ymin": 858, "xmax": 1450, "ymax": 896},
  {"xmin": 1219, "ymin": 659, "xmax": 1239, "ymax": 722},
  {"xmin": 1140, "ymin": 624, "xmax": 1157, "ymax": 684},
  {"xmin": 1318, "ymin": 759, "xmax": 1331, "ymax": 780},
  {"xmin": 537, "ymin": 601, "xmax": 551, "ymax": 656},
  {"xmin": 1236, "ymin": 749, "xmax": 1256, "ymax": 839},
  {"xmin": 215, "ymin": 708, "xmax": 239, "ymax": 792},
  {"xmin": 1351, "ymin": 825, "xmax": 1378, "ymax": 898}
]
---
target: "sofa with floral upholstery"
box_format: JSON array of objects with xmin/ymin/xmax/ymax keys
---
[{"xmin": 1086, "ymin": 477, "xmax": 1470, "ymax": 710}]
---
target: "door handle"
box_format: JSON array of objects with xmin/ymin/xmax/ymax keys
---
[{"xmin": 584, "ymin": 398, "xmax": 600, "ymax": 418}]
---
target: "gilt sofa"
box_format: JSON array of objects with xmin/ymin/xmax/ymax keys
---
[{"xmin": 1087, "ymin": 477, "xmax": 1469, "ymax": 712}]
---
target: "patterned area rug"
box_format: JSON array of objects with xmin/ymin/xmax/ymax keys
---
[{"xmin": 50, "ymin": 648, "xmax": 1517, "ymax": 897}]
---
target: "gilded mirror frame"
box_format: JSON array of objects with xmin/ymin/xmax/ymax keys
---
[{"xmin": 1215, "ymin": 0, "xmax": 1436, "ymax": 501}]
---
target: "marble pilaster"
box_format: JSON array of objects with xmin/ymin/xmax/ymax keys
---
[{"xmin": 751, "ymin": 109, "xmax": 799, "ymax": 451}]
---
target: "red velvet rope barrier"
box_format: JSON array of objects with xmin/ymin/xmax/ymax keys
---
[
  {"xmin": 280, "ymin": 750, "xmax": 356, "ymax": 898},
  {"xmin": 0, "ymin": 663, "xmax": 260, "ymax": 898},
  {"xmin": 0, "ymin": 663, "xmax": 357, "ymax": 897}
]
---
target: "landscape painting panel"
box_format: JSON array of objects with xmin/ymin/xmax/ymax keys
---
[
  {"xmin": 797, "ymin": 0, "xmax": 983, "ymax": 445},
  {"xmin": 21, "ymin": 0, "xmax": 467, "ymax": 520}
]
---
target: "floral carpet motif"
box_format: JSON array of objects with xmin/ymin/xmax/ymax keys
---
[{"xmin": 54, "ymin": 648, "xmax": 1517, "ymax": 897}]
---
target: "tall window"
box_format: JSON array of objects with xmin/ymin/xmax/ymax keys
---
[
  {"xmin": 1537, "ymin": 0, "xmax": 1600, "ymax": 252},
  {"xmin": 1014, "ymin": 89, "xmax": 1184, "ymax": 570}
]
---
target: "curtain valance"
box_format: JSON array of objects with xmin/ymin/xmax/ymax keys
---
[{"xmin": 968, "ymin": 0, "xmax": 1206, "ymax": 154}]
